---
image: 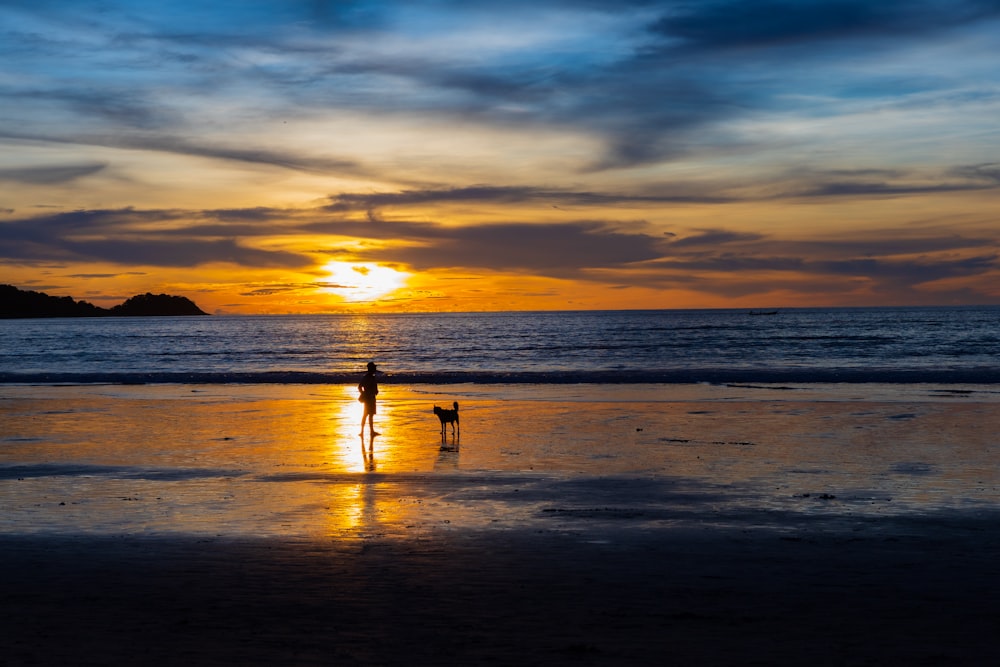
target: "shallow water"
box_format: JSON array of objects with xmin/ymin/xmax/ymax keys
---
[{"xmin": 2, "ymin": 383, "xmax": 998, "ymax": 538}]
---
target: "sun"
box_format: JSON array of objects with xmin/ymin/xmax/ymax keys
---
[{"xmin": 320, "ymin": 261, "xmax": 409, "ymax": 302}]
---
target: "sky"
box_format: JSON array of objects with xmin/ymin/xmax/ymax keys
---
[{"xmin": 2, "ymin": 0, "xmax": 999, "ymax": 313}]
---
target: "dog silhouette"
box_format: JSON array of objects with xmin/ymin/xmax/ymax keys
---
[{"xmin": 433, "ymin": 401, "xmax": 459, "ymax": 436}]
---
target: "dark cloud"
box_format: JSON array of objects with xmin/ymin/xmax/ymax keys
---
[
  {"xmin": 326, "ymin": 186, "xmax": 730, "ymax": 211},
  {"xmin": 69, "ymin": 239, "xmax": 309, "ymax": 268},
  {"xmin": 949, "ymin": 163, "xmax": 1000, "ymax": 184},
  {"xmin": 0, "ymin": 130, "xmax": 364, "ymax": 176},
  {"xmin": 2, "ymin": 235, "xmax": 310, "ymax": 268},
  {"xmin": 303, "ymin": 218, "xmax": 440, "ymax": 242},
  {"xmin": 637, "ymin": 227, "xmax": 1000, "ymax": 300},
  {"xmin": 1, "ymin": 209, "xmax": 183, "ymax": 240},
  {"xmin": 0, "ymin": 162, "xmax": 107, "ymax": 185},
  {"xmin": 66, "ymin": 272, "xmax": 147, "ymax": 278},
  {"xmin": 0, "ymin": 209, "xmax": 312, "ymax": 267},
  {"xmin": 668, "ymin": 230, "xmax": 766, "ymax": 249},
  {"xmin": 113, "ymin": 135, "xmax": 363, "ymax": 175},
  {"xmin": 557, "ymin": 219, "xmax": 998, "ymax": 300},
  {"xmin": 794, "ymin": 181, "xmax": 990, "ymax": 198},
  {"xmin": 352, "ymin": 221, "xmax": 666, "ymax": 275},
  {"xmin": 600, "ymin": 251, "xmax": 1000, "ymax": 301},
  {"xmin": 0, "ymin": 86, "xmax": 174, "ymax": 131},
  {"xmin": 652, "ymin": 252, "xmax": 998, "ymax": 283},
  {"xmin": 739, "ymin": 165, "xmax": 1000, "ymax": 201},
  {"xmin": 659, "ymin": 228, "xmax": 997, "ymax": 264},
  {"xmin": 211, "ymin": 207, "xmax": 289, "ymax": 222},
  {"xmin": 239, "ymin": 284, "xmax": 313, "ymax": 297},
  {"xmin": 652, "ymin": 0, "xmax": 1000, "ymax": 51},
  {"xmin": 815, "ymin": 254, "xmax": 999, "ymax": 283}
]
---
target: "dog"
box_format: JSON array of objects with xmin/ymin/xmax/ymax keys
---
[{"xmin": 433, "ymin": 401, "xmax": 460, "ymax": 436}]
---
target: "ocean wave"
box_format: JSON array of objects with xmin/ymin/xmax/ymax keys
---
[{"xmin": 3, "ymin": 367, "xmax": 999, "ymax": 385}]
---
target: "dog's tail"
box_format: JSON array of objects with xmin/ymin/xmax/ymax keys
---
[{"xmin": 453, "ymin": 401, "xmax": 459, "ymax": 411}]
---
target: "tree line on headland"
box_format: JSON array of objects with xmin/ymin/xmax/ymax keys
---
[{"xmin": 0, "ymin": 284, "xmax": 208, "ymax": 318}]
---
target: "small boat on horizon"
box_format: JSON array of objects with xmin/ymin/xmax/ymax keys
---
[{"xmin": 748, "ymin": 310, "xmax": 779, "ymax": 316}]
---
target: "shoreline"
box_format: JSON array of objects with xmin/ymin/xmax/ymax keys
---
[{"xmin": 4, "ymin": 367, "xmax": 1000, "ymax": 385}]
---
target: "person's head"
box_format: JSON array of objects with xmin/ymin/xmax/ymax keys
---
[{"xmin": 367, "ymin": 361, "xmax": 377, "ymax": 373}]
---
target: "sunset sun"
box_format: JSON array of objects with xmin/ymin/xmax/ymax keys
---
[{"xmin": 320, "ymin": 261, "xmax": 409, "ymax": 302}]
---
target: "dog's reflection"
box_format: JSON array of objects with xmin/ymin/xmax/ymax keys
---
[{"xmin": 439, "ymin": 430, "xmax": 459, "ymax": 451}]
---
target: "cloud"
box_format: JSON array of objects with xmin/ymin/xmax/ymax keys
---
[
  {"xmin": 353, "ymin": 221, "xmax": 665, "ymax": 274},
  {"xmin": 0, "ymin": 209, "xmax": 312, "ymax": 267},
  {"xmin": 0, "ymin": 129, "xmax": 365, "ymax": 176},
  {"xmin": 325, "ymin": 186, "xmax": 731, "ymax": 211},
  {"xmin": 0, "ymin": 162, "xmax": 107, "ymax": 184},
  {"xmin": 111, "ymin": 135, "xmax": 364, "ymax": 175},
  {"xmin": 659, "ymin": 226, "xmax": 997, "ymax": 260},
  {"xmin": 65, "ymin": 272, "xmax": 147, "ymax": 279},
  {"xmin": 571, "ymin": 1, "xmax": 1000, "ymax": 169},
  {"xmin": 5, "ymin": 0, "xmax": 1000, "ymax": 179},
  {"xmin": 793, "ymin": 179, "xmax": 992, "ymax": 198},
  {"xmin": 668, "ymin": 230, "xmax": 766, "ymax": 249},
  {"xmin": 69, "ymin": 238, "xmax": 309, "ymax": 268},
  {"xmin": 321, "ymin": 167, "xmax": 1000, "ymax": 216},
  {"xmin": 238, "ymin": 284, "xmax": 314, "ymax": 297},
  {"xmin": 636, "ymin": 227, "xmax": 1000, "ymax": 298},
  {"xmin": 652, "ymin": 0, "xmax": 1000, "ymax": 51},
  {"xmin": 701, "ymin": 165, "xmax": 1000, "ymax": 201},
  {"xmin": 949, "ymin": 163, "xmax": 1000, "ymax": 185}
]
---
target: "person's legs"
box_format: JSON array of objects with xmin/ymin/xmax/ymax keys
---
[{"xmin": 361, "ymin": 404, "xmax": 378, "ymax": 436}]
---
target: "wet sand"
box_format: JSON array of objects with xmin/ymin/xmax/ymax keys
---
[
  {"xmin": 3, "ymin": 383, "xmax": 1000, "ymax": 664},
  {"xmin": 4, "ymin": 516, "xmax": 1000, "ymax": 666}
]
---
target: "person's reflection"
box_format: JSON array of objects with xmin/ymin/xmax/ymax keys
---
[{"xmin": 360, "ymin": 432, "xmax": 377, "ymax": 471}]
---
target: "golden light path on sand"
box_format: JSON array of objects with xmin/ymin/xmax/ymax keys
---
[{"xmin": 2, "ymin": 383, "xmax": 999, "ymax": 540}]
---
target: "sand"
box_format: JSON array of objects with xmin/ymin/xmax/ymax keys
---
[
  {"xmin": 2, "ymin": 383, "xmax": 1000, "ymax": 665},
  {"xmin": 4, "ymin": 516, "xmax": 1000, "ymax": 665}
]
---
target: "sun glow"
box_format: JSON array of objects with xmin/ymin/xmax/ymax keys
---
[{"xmin": 321, "ymin": 261, "xmax": 409, "ymax": 302}]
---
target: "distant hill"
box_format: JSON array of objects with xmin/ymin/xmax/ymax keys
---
[
  {"xmin": 0, "ymin": 285, "xmax": 208, "ymax": 318},
  {"xmin": 109, "ymin": 292, "xmax": 208, "ymax": 316}
]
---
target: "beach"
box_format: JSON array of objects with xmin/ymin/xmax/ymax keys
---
[{"xmin": 3, "ymin": 383, "xmax": 1000, "ymax": 664}]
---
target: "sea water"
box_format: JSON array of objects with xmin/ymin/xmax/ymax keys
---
[{"xmin": 2, "ymin": 306, "xmax": 998, "ymax": 384}]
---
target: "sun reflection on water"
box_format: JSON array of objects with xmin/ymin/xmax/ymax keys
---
[
  {"xmin": 327, "ymin": 385, "xmax": 371, "ymax": 473},
  {"xmin": 320, "ymin": 384, "xmax": 404, "ymax": 536}
]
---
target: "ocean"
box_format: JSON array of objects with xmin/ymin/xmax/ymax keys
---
[{"xmin": 2, "ymin": 306, "xmax": 999, "ymax": 385}]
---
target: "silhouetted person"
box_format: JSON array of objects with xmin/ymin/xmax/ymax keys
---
[{"xmin": 358, "ymin": 361, "xmax": 380, "ymax": 436}]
